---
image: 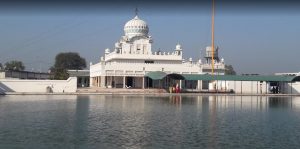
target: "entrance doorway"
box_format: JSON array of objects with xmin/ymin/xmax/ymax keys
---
[
  {"xmin": 202, "ymin": 81, "xmax": 209, "ymax": 90},
  {"xmin": 145, "ymin": 77, "xmax": 153, "ymax": 88},
  {"xmin": 126, "ymin": 77, "xmax": 133, "ymax": 88},
  {"xmin": 270, "ymin": 81, "xmax": 280, "ymax": 94}
]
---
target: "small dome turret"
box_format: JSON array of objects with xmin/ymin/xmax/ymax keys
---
[
  {"xmin": 176, "ymin": 44, "xmax": 181, "ymax": 50},
  {"xmin": 175, "ymin": 43, "xmax": 182, "ymax": 56},
  {"xmin": 105, "ymin": 48, "xmax": 110, "ymax": 54}
]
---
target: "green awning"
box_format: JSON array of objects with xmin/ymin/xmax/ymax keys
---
[
  {"xmin": 145, "ymin": 71, "xmax": 185, "ymax": 80},
  {"xmin": 145, "ymin": 71, "xmax": 168, "ymax": 80},
  {"xmin": 145, "ymin": 71, "xmax": 300, "ymax": 82}
]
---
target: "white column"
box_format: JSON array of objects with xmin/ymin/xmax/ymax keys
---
[
  {"xmin": 251, "ymin": 81, "xmax": 253, "ymax": 94},
  {"xmin": 197, "ymin": 80, "xmax": 202, "ymax": 90},
  {"xmin": 142, "ymin": 77, "xmax": 145, "ymax": 89},
  {"xmin": 123, "ymin": 76, "xmax": 126, "ymax": 88},
  {"xmin": 179, "ymin": 80, "xmax": 182, "ymax": 89},
  {"xmin": 109, "ymin": 76, "xmax": 113, "ymax": 88},
  {"xmin": 90, "ymin": 77, "xmax": 93, "ymax": 87},
  {"xmin": 101, "ymin": 76, "xmax": 105, "ymax": 88}
]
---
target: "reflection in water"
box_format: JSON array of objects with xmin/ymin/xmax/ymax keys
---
[
  {"xmin": 1, "ymin": 95, "xmax": 300, "ymax": 148},
  {"xmin": 169, "ymin": 95, "xmax": 181, "ymax": 107},
  {"xmin": 268, "ymin": 96, "xmax": 291, "ymax": 108},
  {"xmin": 74, "ymin": 96, "xmax": 90, "ymax": 147},
  {"xmin": 208, "ymin": 96, "xmax": 217, "ymax": 149}
]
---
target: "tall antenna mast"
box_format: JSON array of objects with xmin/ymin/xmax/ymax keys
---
[{"xmin": 211, "ymin": 0, "xmax": 215, "ymax": 75}]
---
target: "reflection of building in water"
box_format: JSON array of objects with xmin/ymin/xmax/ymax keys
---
[
  {"xmin": 169, "ymin": 95, "xmax": 182, "ymax": 107},
  {"xmin": 192, "ymin": 96, "xmax": 297, "ymax": 111},
  {"xmin": 74, "ymin": 96, "xmax": 90, "ymax": 143},
  {"xmin": 95, "ymin": 95, "xmax": 147, "ymax": 148}
]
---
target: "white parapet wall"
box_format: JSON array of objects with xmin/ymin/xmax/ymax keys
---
[{"xmin": 0, "ymin": 77, "xmax": 77, "ymax": 93}]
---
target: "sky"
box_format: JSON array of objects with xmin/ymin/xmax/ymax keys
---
[{"xmin": 0, "ymin": 0, "xmax": 300, "ymax": 74}]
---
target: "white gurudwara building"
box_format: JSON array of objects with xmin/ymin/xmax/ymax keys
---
[{"xmin": 90, "ymin": 14, "xmax": 225, "ymax": 90}]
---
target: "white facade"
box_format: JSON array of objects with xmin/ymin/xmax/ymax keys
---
[{"xmin": 90, "ymin": 14, "xmax": 225, "ymax": 89}]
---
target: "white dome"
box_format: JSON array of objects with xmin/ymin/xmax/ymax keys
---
[{"xmin": 124, "ymin": 15, "xmax": 149, "ymax": 38}]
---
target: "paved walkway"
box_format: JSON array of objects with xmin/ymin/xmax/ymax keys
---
[
  {"xmin": 1, "ymin": 87, "xmax": 299, "ymax": 96},
  {"xmin": 77, "ymin": 87, "xmax": 168, "ymax": 94}
]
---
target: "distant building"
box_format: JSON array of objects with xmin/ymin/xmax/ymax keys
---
[
  {"xmin": 90, "ymin": 13, "xmax": 225, "ymax": 89},
  {"xmin": 275, "ymin": 72, "xmax": 300, "ymax": 76},
  {"xmin": 0, "ymin": 70, "xmax": 52, "ymax": 80},
  {"xmin": 67, "ymin": 70, "xmax": 90, "ymax": 87}
]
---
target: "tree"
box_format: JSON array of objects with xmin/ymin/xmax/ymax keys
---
[
  {"xmin": 50, "ymin": 67, "xmax": 69, "ymax": 80},
  {"xmin": 225, "ymin": 64, "xmax": 236, "ymax": 75},
  {"xmin": 51, "ymin": 52, "xmax": 86, "ymax": 80},
  {"xmin": 4, "ymin": 60, "xmax": 25, "ymax": 71},
  {"xmin": 0, "ymin": 63, "xmax": 2, "ymax": 70}
]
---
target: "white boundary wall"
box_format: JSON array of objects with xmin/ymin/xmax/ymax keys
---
[
  {"xmin": 0, "ymin": 72, "xmax": 5, "ymax": 79},
  {"xmin": 280, "ymin": 82, "xmax": 300, "ymax": 94},
  {"xmin": 210, "ymin": 81, "xmax": 300, "ymax": 94},
  {"xmin": 0, "ymin": 77, "xmax": 77, "ymax": 93},
  {"xmin": 227, "ymin": 81, "xmax": 268, "ymax": 94},
  {"xmin": 209, "ymin": 81, "xmax": 268, "ymax": 94}
]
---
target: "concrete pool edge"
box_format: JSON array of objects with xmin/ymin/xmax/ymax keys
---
[{"xmin": 2, "ymin": 92, "xmax": 300, "ymax": 96}]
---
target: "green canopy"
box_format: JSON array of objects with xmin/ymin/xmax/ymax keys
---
[
  {"xmin": 145, "ymin": 71, "xmax": 300, "ymax": 82},
  {"xmin": 145, "ymin": 71, "xmax": 168, "ymax": 80},
  {"xmin": 182, "ymin": 74, "xmax": 300, "ymax": 82},
  {"xmin": 145, "ymin": 71, "xmax": 186, "ymax": 80}
]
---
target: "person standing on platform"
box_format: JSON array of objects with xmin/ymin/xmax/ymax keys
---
[{"xmin": 175, "ymin": 83, "xmax": 180, "ymax": 93}]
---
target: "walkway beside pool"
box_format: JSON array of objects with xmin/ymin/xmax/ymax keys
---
[{"xmin": 1, "ymin": 87, "xmax": 299, "ymax": 96}]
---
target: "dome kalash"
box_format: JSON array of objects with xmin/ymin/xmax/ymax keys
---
[{"xmin": 124, "ymin": 15, "xmax": 149, "ymax": 38}]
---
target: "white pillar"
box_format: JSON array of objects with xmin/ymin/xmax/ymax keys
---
[
  {"xmin": 260, "ymin": 82, "xmax": 262, "ymax": 94},
  {"xmin": 251, "ymin": 81, "xmax": 253, "ymax": 94},
  {"xmin": 197, "ymin": 80, "xmax": 202, "ymax": 90},
  {"xmin": 291, "ymin": 82, "xmax": 293, "ymax": 94},
  {"xmin": 123, "ymin": 76, "xmax": 126, "ymax": 88},
  {"xmin": 179, "ymin": 80, "xmax": 182, "ymax": 89},
  {"xmin": 142, "ymin": 77, "xmax": 145, "ymax": 89},
  {"xmin": 257, "ymin": 81, "xmax": 258, "ymax": 94},
  {"xmin": 101, "ymin": 76, "xmax": 105, "ymax": 88},
  {"xmin": 241, "ymin": 81, "xmax": 243, "ymax": 94},
  {"xmin": 90, "ymin": 77, "xmax": 93, "ymax": 87},
  {"xmin": 266, "ymin": 82, "xmax": 268, "ymax": 94},
  {"xmin": 109, "ymin": 76, "xmax": 112, "ymax": 88}
]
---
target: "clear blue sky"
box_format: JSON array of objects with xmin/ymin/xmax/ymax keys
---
[{"xmin": 0, "ymin": 1, "xmax": 299, "ymax": 74}]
